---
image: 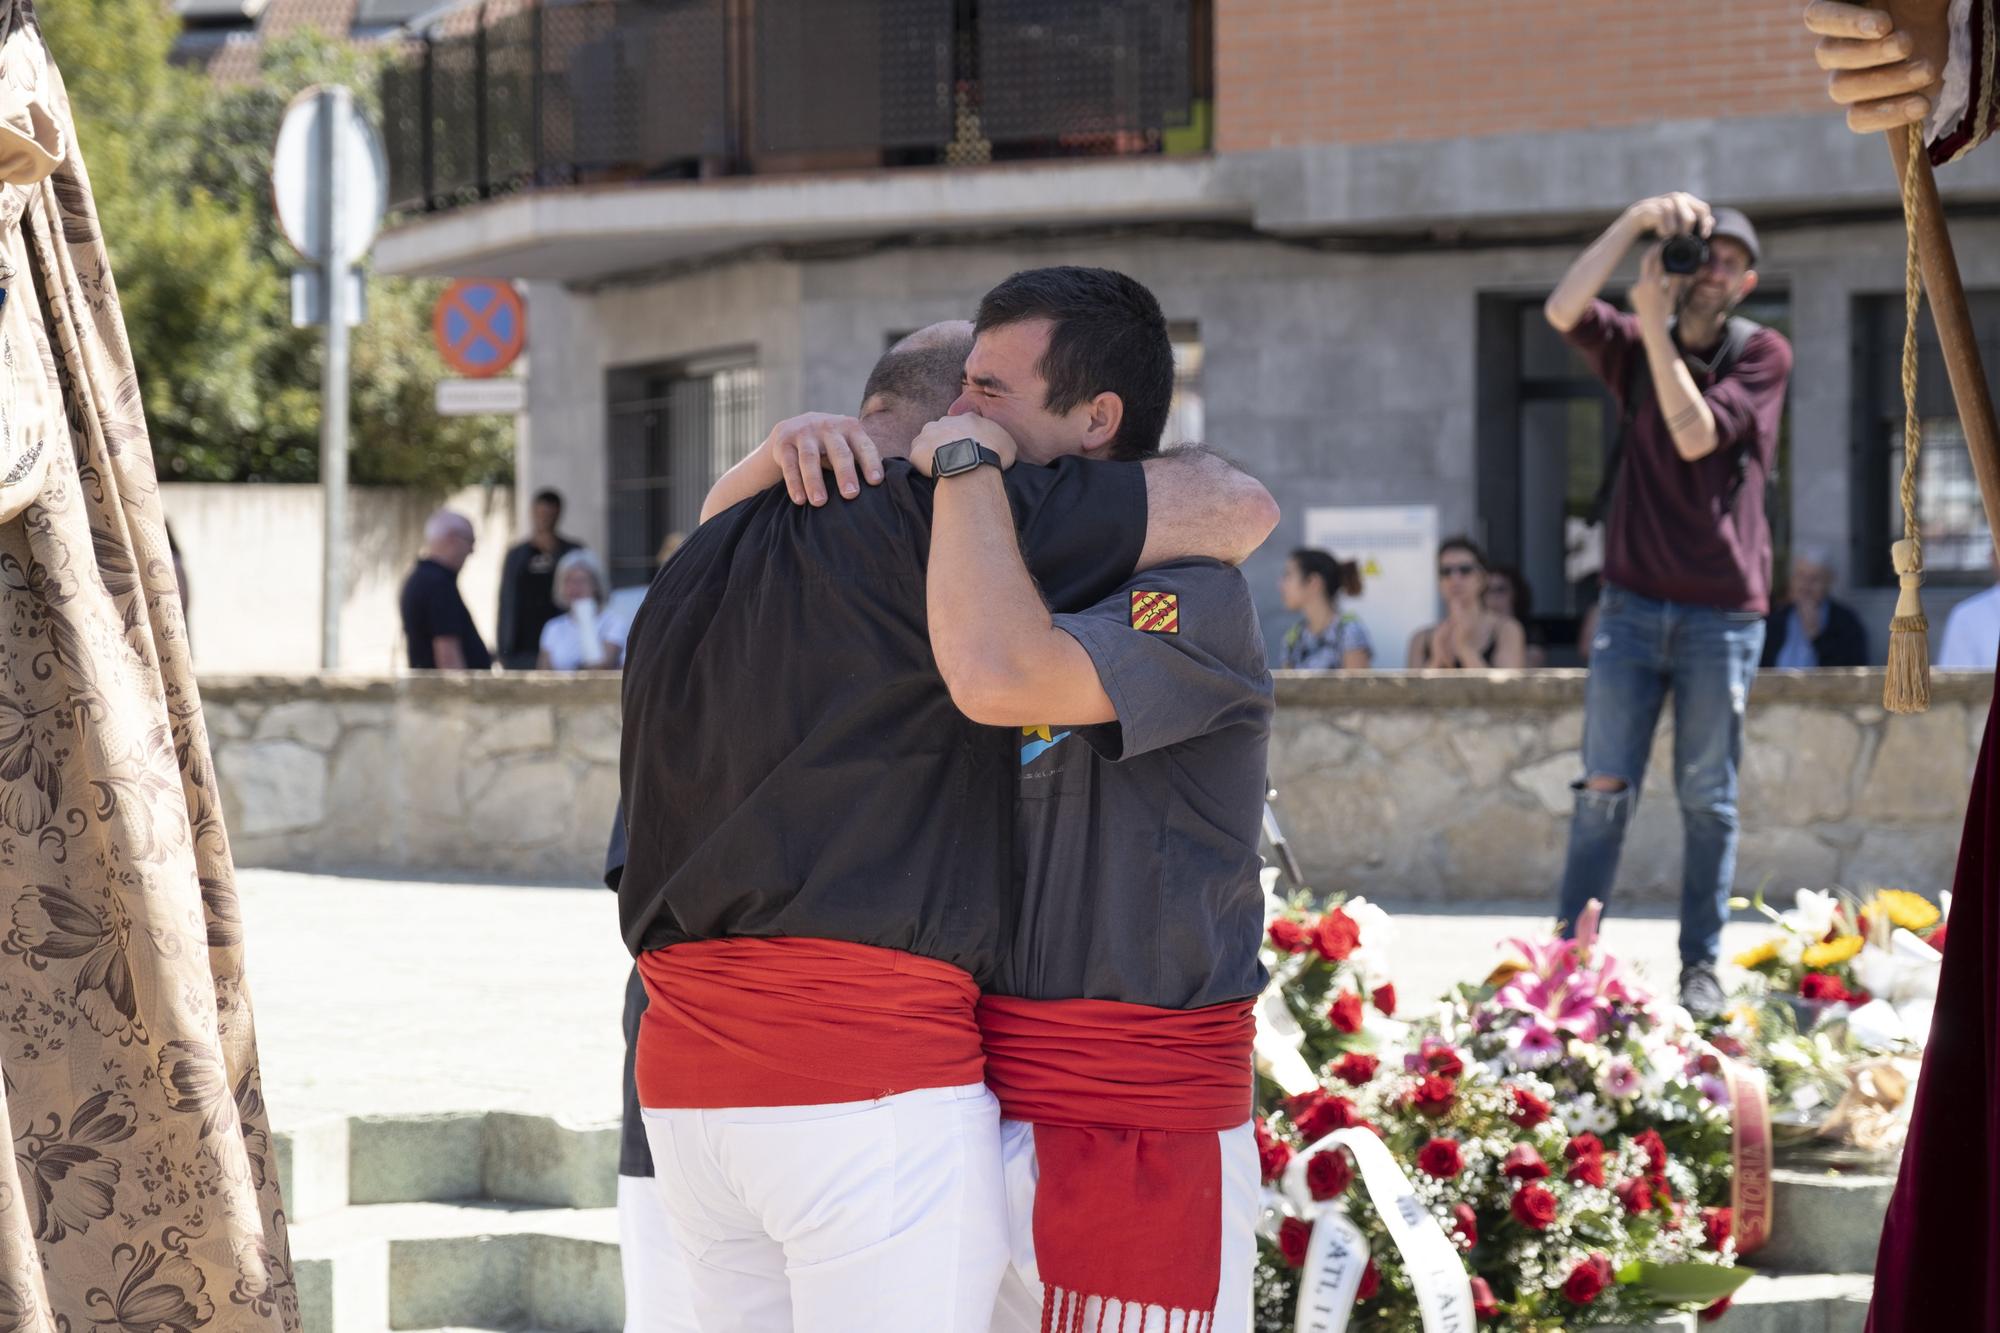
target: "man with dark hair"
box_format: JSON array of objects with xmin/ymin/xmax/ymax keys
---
[
  {"xmin": 497, "ymin": 487, "xmax": 579, "ymax": 669},
  {"xmin": 618, "ymin": 311, "xmax": 1275, "ymax": 1331},
  {"xmin": 960, "ymin": 265, "xmax": 1177, "ymax": 463},
  {"xmin": 1544, "ymin": 195, "xmax": 1793, "ymax": 1017}
]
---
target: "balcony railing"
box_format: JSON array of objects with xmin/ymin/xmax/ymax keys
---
[{"xmin": 382, "ymin": 0, "xmax": 1213, "ymax": 217}]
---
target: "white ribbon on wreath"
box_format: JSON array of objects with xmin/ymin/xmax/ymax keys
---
[{"xmin": 1281, "ymin": 1128, "xmax": 1476, "ymax": 1333}]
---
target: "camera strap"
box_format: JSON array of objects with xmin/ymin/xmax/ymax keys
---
[{"xmin": 1591, "ymin": 314, "xmax": 1760, "ymax": 525}]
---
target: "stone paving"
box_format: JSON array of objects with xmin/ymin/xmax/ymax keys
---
[{"xmin": 238, "ymin": 868, "xmax": 1768, "ymax": 1131}]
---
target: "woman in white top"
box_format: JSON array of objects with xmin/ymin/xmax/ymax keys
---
[{"xmin": 538, "ymin": 548, "xmax": 629, "ymax": 672}]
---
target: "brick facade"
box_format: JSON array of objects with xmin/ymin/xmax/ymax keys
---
[{"xmin": 1216, "ymin": 0, "xmax": 1832, "ymax": 151}]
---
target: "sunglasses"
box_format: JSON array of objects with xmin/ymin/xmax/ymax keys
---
[{"xmin": 1438, "ymin": 562, "xmax": 1480, "ymax": 578}]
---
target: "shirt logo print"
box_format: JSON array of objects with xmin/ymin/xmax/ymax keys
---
[
  {"xmin": 1021, "ymin": 724, "xmax": 1071, "ymax": 766},
  {"xmin": 1130, "ymin": 589, "xmax": 1179, "ymax": 634}
]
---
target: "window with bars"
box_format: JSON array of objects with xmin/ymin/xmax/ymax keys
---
[
  {"xmin": 1854, "ymin": 292, "xmax": 2000, "ymax": 584},
  {"xmin": 605, "ymin": 356, "xmax": 762, "ymax": 589}
]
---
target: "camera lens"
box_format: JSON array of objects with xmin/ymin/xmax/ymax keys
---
[{"xmin": 1660, "ymin": 234, "xmax": 1709, "ymax": 276}]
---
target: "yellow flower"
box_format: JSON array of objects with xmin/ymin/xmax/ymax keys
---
[
  {"xmin": 1802, "ymin": 935, "xmax": 1864, "ymax": 968},
  {"xmin": 1733, "ymin": 939, "xmax": 1782, "ymax": 970},
  {"xmin": 1871, "ymin": 889, "xmax": 1941, "ymax": 933}
]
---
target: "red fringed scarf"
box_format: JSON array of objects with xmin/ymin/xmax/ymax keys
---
[{"xmin": 978, "ymin": 995, "xmax": 1256, "ymax": 1333}]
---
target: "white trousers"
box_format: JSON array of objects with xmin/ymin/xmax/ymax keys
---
[
  {"xmin": 620, "ymin": 1174, "xmax": 701, "ymax": 1333},
  {"xmin": 640, "ymin": 1082, "xmax": 1009, "ymax": 1333},
  {"xmin": 988, "ymin": 1119, "xmax": 1261, "ymax": 1333}
]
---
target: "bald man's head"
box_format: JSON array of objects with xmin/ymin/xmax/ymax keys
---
[{"xmin": 858, "ymin": 320, "xmax": 974, "ymax": 456}]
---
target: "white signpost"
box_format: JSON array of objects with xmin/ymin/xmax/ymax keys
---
[
  {"xmin": 272, "ymin": 86, "xmax": 388, "ymax": 671},
  {"xmin": 1302, "ymin": 505, "xmax": 1440, "ymax": 669},
  {"xmin": 436, "ymin": 377, "xmax": 527, "ymax": 417}
]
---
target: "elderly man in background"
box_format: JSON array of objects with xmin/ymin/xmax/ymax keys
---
[
  {"xmin": 1761, "ymin": 548, "xmax": 1868, "ymax": 668},
  {"xmin": 399, "ymin": 509, "xmax": 493, "ymax": 671}
]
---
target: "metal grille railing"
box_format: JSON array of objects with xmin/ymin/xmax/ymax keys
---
[{"xmin": 383, "ymin": 0, "xmax": 1208, "ymax": 216}]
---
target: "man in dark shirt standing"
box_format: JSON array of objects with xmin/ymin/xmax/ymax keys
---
[
  {"xmin": 907, "ymin": 269, "xmax": 1279, "ymax": 1333},
  {"xmin": 1544, "ymin": 194, "xmax": 1794, "ymax": 1017},
  {"xmin": 398, "ymin": 510, "xmax": 492, "ymax": 671},
  {"xmin": 617, "ymin": 308, "xmax": 1276, "ymax": 1332},
  {"xmin": 496, "ymin": 488, "xmax": 580, "ymax": 670}
]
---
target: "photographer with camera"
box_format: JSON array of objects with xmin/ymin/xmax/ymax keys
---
[{"xmin": 1542, "ymin": 193, "xmax": 1793, "ymax": 1018}]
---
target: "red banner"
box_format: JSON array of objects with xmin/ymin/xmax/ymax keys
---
[{"xmin": 1723, "ymin": 1057, "xmax": 1774, "ymax": 1255}]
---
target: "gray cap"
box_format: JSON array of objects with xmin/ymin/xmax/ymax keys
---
[{"xmin": 1708, "ymin": 207, "xmax": 1760, "ymax": 266}]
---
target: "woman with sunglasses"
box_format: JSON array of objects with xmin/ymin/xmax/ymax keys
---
[{"xmin": 1408, "ymin": 536, "xmax": 1527, "ymax": 669}]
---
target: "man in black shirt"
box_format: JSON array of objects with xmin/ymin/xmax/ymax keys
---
[
  {"xmin": 398, "ymin": 510, "xmax": 491, "ymax": 671},
  {"xmin": 496, "ymin": 488, "xmax": 580, "ymax": 670},
  {"xmin": 617, "ymin": 313, "xmax": 1276, "ymax": 1332}
]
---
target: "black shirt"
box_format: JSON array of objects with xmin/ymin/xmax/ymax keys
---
[
  {"xmin": 399, "ymin": 558, "xmax": 492, "ymax": 670},
  {"xmin": 617, "ymin": 458, "xmax": 1147, "ymax": 985},
  {"xmin": 498, "ymin": 536, "xmax": 580, "ymax": 666},
  {"xmin": 1001, "ymin": 560, "xmax": 1274, "ymax": 1009}
]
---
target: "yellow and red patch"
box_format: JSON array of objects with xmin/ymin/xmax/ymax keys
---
[{"xmin": 1129, "ymin": 589, "xmax": 1179, "ymax": 634}]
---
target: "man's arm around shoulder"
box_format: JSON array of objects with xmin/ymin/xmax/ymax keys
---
[{"xmin": 1137, "ymin": 447, "xmax": 1279, "ymax": 570}]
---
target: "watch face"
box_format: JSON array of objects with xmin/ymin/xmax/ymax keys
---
[{"xmin": 935, "ymin": 438, "xmax": 979, "ymax": 476}]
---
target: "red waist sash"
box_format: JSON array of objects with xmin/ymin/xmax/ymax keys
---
[
  {"xmin": 636, "ymin": 938, "xmax": 984, "ymax": 1109},
  {"xmin": 977, "ymin": 995, "xmax": 1255, "ymax": 1333}
]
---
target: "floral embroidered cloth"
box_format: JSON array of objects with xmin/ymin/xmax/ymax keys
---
[{"xmin": 0, "ymin": 4, "xmax": 296, "ymax": 1327}]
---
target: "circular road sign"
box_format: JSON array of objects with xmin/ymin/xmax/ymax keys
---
[
  {"xmin": 271, "ymin": 86, "xmax": 388, "ymax": 266},
  {"xmin": 433, "ymin": 280, "xmax": 527, "ymax": 378}
]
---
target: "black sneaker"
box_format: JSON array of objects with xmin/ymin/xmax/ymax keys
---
[{"xmin": 1679, "ymin": 963, "xmax": 1726, "ymax": 1021}]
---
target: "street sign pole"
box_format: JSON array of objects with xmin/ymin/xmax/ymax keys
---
[{"xmin": 318, "ymin": 86, "xmax": 350, "ymax": 672}]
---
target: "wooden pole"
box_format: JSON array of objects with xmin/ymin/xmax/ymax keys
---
[{"xmin": 1887, "ymin": 129, "xmax": 2000, "ymax": 549}]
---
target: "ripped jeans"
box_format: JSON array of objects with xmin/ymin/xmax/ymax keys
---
[{"xmin": 1557, "ymin": 582, "xmax": 1766, "ymax": 967}]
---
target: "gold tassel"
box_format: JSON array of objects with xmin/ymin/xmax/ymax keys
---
[
  {"xmin": 1886, "ymin": 538, "xmax": 1929, "ymax": 714},
  {"xmin": 1885, "ymin": 123, "xmax": 1931, "ymax": 715}
]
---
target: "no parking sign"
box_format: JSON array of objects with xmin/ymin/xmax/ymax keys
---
[{"xmin": 433, "ymin": 280, "xmax": 525, "ymax": 378}]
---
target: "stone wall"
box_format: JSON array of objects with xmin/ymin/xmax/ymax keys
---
[{"xmin": 202, "ymin": 670, "xmax": 1990, "ymax": 901}]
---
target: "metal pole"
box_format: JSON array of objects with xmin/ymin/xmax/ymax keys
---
[{"xmin": 319, "ymin": 85, "xmax": 352, "ymax": 671}]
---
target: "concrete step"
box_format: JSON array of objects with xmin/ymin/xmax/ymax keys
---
[
  {"xmin": 1757, "ymin": 1169, "xmax": 1893, "ymax": 1277},
  {"xmin": 290, "ymin": 1200, "xmax": 623, "ymax": 1333},
  {"xmin": 274, "ymin": 1111, "xmax": 620, "ymax": 1219},
  {"xmin": 1712, "ymin": 1272, "xmax": 1873, "ymax": 1333}
]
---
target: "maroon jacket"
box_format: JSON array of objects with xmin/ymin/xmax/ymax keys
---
[{"xmin": 1563, "ymin": 300, "xmax": 1793, "ymax": 614}]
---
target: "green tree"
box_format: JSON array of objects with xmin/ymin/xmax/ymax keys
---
[{"xmin": 38, "ymin": 8, "xmax": 512, "ymax": 492}]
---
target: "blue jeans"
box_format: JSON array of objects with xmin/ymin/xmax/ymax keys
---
[{"xmin": 1557, "ymin": 583, "xmax": 1765, "ymax": 967}]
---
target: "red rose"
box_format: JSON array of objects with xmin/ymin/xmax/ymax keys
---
[
  {"xmin": 1422, "ymin": 1039, "xmax": 1465, "ymax": 1078},
  {"xmin": 1331, "ymin": 1052, "xmax": 1380, "ymax": 1086},
  {"xmin": 1277, "ymin": 1216, "xmax": 1312, "ymax": 1268},
  {"xmin": 1254, "ymin": 1120, "xmax": 1292, "ymax": 1184},
  {"xmin": 1411, "ymin": 1074, "xmax": 1457, "ymax": 1117},
  {"xmin": 1567, "ymin": 1154, "xmax": 1607, "ymax": 1187},
  {"xmin": 1701, "ymin": 1296, "xmax": 1733, "ymax": 1323},
  {"xmin": 1313, "ymin": 908, "xmax": 1361, "ymax": 961},
  {"xmin": 1470, "ymin": 1276, "xmax": 1499, "ymax": 1319},
  {"xmin": 1372, "ymin": 983, "xmax": 1397, "ymax": 1015},
  {"xmin": 1799, "ymin": 972, "xmax": 1853, "ymax": 1004},
  {"xmin": 1509, "ymin": 1087, "xmax": 1550, "ymax": 1128},
  {"xmin": 1614, "ymin": 1177, "xmax": 1653, "ymax": 1214},
  {"xmin": 1702, "ymin": 1206, "xmax": 1733, "ymax": 1251},
  {"xmin": 1451, "ymin": 1203, "xmax": 1479, "ymax": 1248},
  {"xmin": 1357, "ymin": 1258, "xmax": 1380, "ymax": 1301},
  {"xmin": 1929, "ymin": 921, "xmax": 1949, "ymax": 954},
  {"xmin": 1710, "ymin": 1033, "xmax": 1747, "ymax": 1058},
  {"xmin": 1561, "ymin": 1253, "xmax": 1612, "ymax": 1305},
  {"xmin": 1636, "ymin": 1128, "xmax": 1669, "ymax": 1185},
  {"xmin": 1328, "ymin": 992, "xmax": 1366, "ymax": 1034},
  {"xmin": 1510, "ymin": 1181, "xmax": 1558, "ymax": 1230},
  {"xmin": 1268, "ymin": 919, "xmax": 1312, "ymax": 953},
  {"xmin": 1305, "ymin": 1148, "xmax": 1354, "ymax": 1201},
  {"xmin": 1501, "ymin": 1143, "xmax": 1549, "ymax": 1181},
  {"xmin": 1289, "ymin": 1090, "xmax": 1357, "ymax": 1142},
  {"xmin": 1417, "ymin": 1138, "xmax": 1465, "ymax": 1179}
]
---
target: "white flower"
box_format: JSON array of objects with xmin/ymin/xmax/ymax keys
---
[
  {"xmin": 1777, "ymin": 932, "xmax": 1807, "ymax": 966},
  {"xmin": 1780, "ymin": 888, "xmax": 1841, "ymax": 941}
]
